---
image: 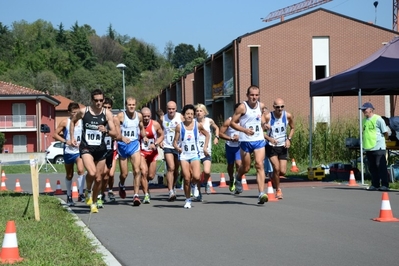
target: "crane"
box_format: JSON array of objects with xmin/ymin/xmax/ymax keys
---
[
  {"xmin": 261, "ymin": 0, "xmax": 332, "ymax": 22},
  {"xmin": 262, "ymin": 0, "xmax": 398, "ymax": 32}
]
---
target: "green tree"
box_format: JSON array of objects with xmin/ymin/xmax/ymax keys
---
[
  {"xmin": 0, "ymin": 23, "xmax": 14, "ymax": 70},
  {"xmin": 0, "ymin": 132, "xmax": 5, "ymax": 153},
  {"xmin": 163, "ymin": 41, "xmax": 174, "ymax": 65},
  {"xmin": 196, "ymin": 44, "xmax": 208, "ymax": 59},
  {"xmin": 172, "ymin": 43, "xmax": 197, "ymax": 69},
  {"xmin": 69, "ymin": 22, "xmax": 96, "ymax": 69},
  {"xmin": 56, "ymin": 23, "xmax": 68, "ymax": 48}
]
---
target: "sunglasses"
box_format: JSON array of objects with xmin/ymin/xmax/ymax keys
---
[
  {"xmin": 93, "ymin": 99, "xmax": 104, "ymax": 103},
  {"xmin": 274, "ymin": 105, "xmax": 285, "ymax": 109},
  {"xmin": 103, "ymin": 106, "xmax": 112, "ymax": 109}
]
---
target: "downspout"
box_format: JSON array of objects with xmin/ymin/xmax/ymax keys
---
[
  {"xmin": 235, "ymin": 38, "xmax": 241, "ymax": 103},
  {"xmin": 36, "ymin": 98, "xmax": 42, "ymax": 152}
]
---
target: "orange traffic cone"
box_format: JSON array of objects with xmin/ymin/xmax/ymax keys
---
[
  {"xmin": 266, "ymin": 180, "xmax": 278, "ymax": 202},
  {"xmin": 72, "ymin": 181, "xmax": 79, "ymax": 200},
  {"xmin": 54, "ymin": 180, "xmax": 63, "ymax": 195},
  {"xmin": 372, "ymin": 192, "xmax": 399, "ymax": 222},
  {"xmin": 242, "ymin": 175, "xmax": 249, "ymax": 190},
  {"xmin": 348, "ymin": 170, "xmax": 358, "ymax": 186},
  {"xmin": 14, "ymin": 179, "xmax": 22, "ymax": 193},
  {"xmin": 0, "ymin": 221, "xmax": 23, "ymax": 263},
  {"xmin": 1, "ymin": 170, "xmax": 6, "ymax": 181},
  {"xmin": 290, "ymin": 158, "xmax": 299, "ymax": 172},
  {"xmin": 207, "ymin": 177, "xmax": 216, "ymax": 193},
  {"xmin": 0, "ymin": 177, "xmax": 7, "ymax": 191},
  {"xmin": 44, "ymin": 179, "xmax": 53, "ymax": 193},
  {"xmin": 219, "ymin": 173, "xmax": 227, "ymax": 188}
]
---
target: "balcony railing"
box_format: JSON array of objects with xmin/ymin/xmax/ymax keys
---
[{"xmin": 0, "ymin": 115, "xmax": 37, "ymax": 130}]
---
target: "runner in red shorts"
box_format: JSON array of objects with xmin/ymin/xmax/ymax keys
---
[{"xmin": 140, "ymin": 107, "xmax": 164, "ymax": 204}]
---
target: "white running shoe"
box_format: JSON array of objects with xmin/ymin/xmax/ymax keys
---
[
  {"xmin": 193, "ymin": 185, "xmax": 199, "ymax": 197},
  {"xmin": 184, "ymin": 199, "xmax": 192, "ymax": 209}
]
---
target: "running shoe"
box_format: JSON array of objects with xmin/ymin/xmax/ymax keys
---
[
  {"xmin": 229, "ymin": 181, "xmax": 236, "ymax": 192},
  {"xmin": 193, "ymin": 190, "xmax": 202, "ymax": 202},
  {"xmin": 184, "ymin": 199, "xmax": 192, "ymax": 209},
  {"xmin": 234, "ymin": 180, "xmax": 243, "ymax": 194},
  {"xmin": 97, "ymin": 199, "xmax": 104, "ymax": 208},
  {"xmin": 108, "ymin": 191, "xmax": 116, "ymax": 202},
  {"xmin": 168, "ymin": 190, "xmax": 176, "ymax": 202},
  {"xmin": 85, "ymin": 190, "xmax": 93, "ymax": 205},
  {"xmin": 276, "ymin": 188, "xmax": 283, "ymax": 199},
  {"xmin": 90, "ymin": 203, "xmax": 98, "ymax": 213},
  {"xmin": 66, "ymin": 196, "xmax": 75, "ymax": 207},
  {"xmin": 193, "ymin": 185, "xmax": 199, "ymax": 198},
  {"xmin": 78, "ymin": 194, "xmax": 86, "ymax": 203},
  {"xmin": 143, "ymin": 194, "xmax": 151, "ymax": 204},
  {"xmin": 205, "ymin": 183, "xmax": 211, "ymax": 195},
  {"xmin": 379, "ymin": 186, "xmax": 390, "ymax": 191},
  {"xmin": 257, "ymin": 193, "xmax": 268, "ymax": 204},
  {"xmin": 119, "ymin": 182, "xmax": 126, "ymax": 199},
  {"xmin": 368, "ymin": 185, "xmax": 377, "ymax": 191},
  {"xmin": 133, "ymin": 195, "xmax": 141, "ymax": 206}
]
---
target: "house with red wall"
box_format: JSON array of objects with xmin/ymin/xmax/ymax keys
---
[{"xmin": 0, "ymin": 81, "xmax": 60, "ymax": 153}]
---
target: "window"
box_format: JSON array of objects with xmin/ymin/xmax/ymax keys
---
[
  {"xmin": 13, "ymin": 135, "xmax": 27, "ymax": 153},
  {"xmin": 12, "ymin": 103, "xmax": 26, "ymax": 127}
]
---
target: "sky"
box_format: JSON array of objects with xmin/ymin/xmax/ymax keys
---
[{"xmin": 0, "ymin": 0, "xmax": 394, "ymax": 55}]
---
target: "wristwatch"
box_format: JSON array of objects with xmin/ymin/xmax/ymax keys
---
[{"xmin": 288, "ymin": 137, "xmax": 292, "ymax": 142}]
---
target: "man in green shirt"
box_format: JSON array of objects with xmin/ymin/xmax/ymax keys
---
[{"xmin": 360, "ymin": 102, "xmax": 389, "ymax": 191}]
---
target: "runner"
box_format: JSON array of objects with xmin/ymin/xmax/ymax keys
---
[
  {"xmin": 53, "ymin": 102, "xmax": 85, "ymax": 206},
  {"xmin": 116, "ymin": 97, "xmax": 148, "ymax": 206},
  {"xmin": 159, "ymin": 101, "xmax": 183, "ymax": 201},
  {"xmin": 98, "ymin": 97, "xmax": 119, "ymax": 207},
  {"xmin": 140, "ymin": 107, "xmax": 164, "ymax": 204},
  {"xmin": 218, "ymin": 103, "xmax": 242, "ymax": 192},
  {"xmin": 230, "ymin": 85, "xmax": 268, "ymax": 204},
  {"xmin": 194, "ymin": 103, "xmax": 219, "ymax": 201},
  {"xmin": 173, "ymin": 104, "xmax": 210, "ymax": 209},
  {"xmin": 70, "ymin": 89, "xmax": 118, "ymax": 213}
]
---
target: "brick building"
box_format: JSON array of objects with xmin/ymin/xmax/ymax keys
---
[{"xmin": 146, "ymin": 8, "xmax": 398, "ymax": 124}]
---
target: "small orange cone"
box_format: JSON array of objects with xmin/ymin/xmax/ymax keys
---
[
  {"xmin": 348, "ymin": 170, "xmax": 358, "ymax": 186},
  {"xmin": 207, "ymin": 177, "xmax": 216, "ymax": 193},
  {"xmin": 1, "ymin": 170, "xmax": 6, "ymax": 181},
  {"xmin": 54, "ymin": 180, "xmax": 63, "ymax": 195},
  {"xmin": 14, "ymin": 179, "xmax": 22, "ymax": 193},
  {"xmin": 0, "ymin": 177, "xmax": 7, "ymax": 191},
  {"xmin": 219, "ymin": 173, "xmax": 227, "ymax": 188},
  {"xmin": 0, "ymin": 221, "xmax": 23, "ymax": 264},
  {"xmin": 71, "ymin": 181, "xmax": 79, "ymax": 200},
  {"xmin": 290, "ymin": 158, "xmax": 299, "ymax": 172},
  {"xmin": 44, "ymin": 179, "xmax": 53, "ymax": 193},
  {"xmin": 266, "ymin": 181, "xmax": 278, "ymax": 202},
  {"xmin": 242, "ymin": 175, "xmax": 249, "ymax": 190},
  {"xmin": 372, "ymin": 192, "xmax": 399, "ymax": 222}
]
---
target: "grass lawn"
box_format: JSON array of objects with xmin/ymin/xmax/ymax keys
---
[{"xmin": 0, "ymin": 192, "xmax": 106, "ymax": 266}]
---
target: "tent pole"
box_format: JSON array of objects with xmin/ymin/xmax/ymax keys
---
[
  {"xmin": 309, "ymin": 97, "xmax": 313, "ymax": 168},
  {"xmin": 358, "ymin": 89, "xmax": 365, "ymax": 185}
]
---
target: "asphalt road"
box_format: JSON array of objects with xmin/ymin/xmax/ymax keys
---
[{"xmin": 2, "ymin": 172, "xmax": 399, "ymax": 266}]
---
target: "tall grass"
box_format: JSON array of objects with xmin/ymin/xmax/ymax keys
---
[
  {"xmin": 289, "ymin": 115, "xmax": 359, "ymax": 165},
  {"xmin": 211, "ymin": 116, "xmax": 360, "ymax": 166}
]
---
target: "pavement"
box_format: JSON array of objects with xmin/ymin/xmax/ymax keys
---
[{"xmin": 2, "ymin": 172, "xmax": 399, "ymax": 266}]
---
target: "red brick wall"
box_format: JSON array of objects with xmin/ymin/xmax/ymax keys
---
[{"xmin": 237, "ymin": 9, "xmax": 397, "ymax": 119}]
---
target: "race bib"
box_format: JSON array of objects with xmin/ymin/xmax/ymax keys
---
[{"xmin": 86, "ymin": 129, "xmax": 102, "ymax": 146}]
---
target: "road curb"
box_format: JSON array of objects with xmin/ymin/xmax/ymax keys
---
[{"xmin": 58, "ymin": 198, "xmax": 122, "ymax": 266}]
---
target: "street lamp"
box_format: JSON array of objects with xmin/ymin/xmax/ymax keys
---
[{"xmin": 116, "ymin": 63, "xmax": 126, "ymax": 110}]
